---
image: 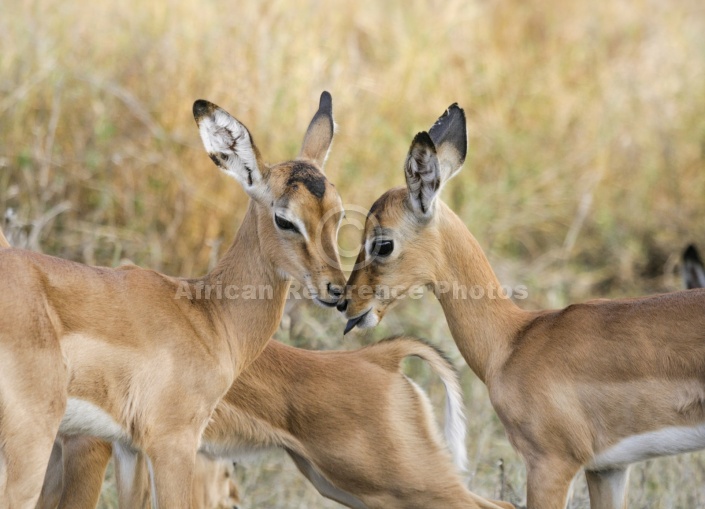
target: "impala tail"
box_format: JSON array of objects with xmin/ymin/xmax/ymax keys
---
[
  {"xmin": 682, "ymin": 244, "xmax": 705, "ymax": 290},
  {"xmin": 367, "ymin": 336, "xmax": 468, "ymax": 472}
]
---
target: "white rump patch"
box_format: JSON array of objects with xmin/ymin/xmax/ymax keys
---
[
  {"xmin": 59, "ymin": 398, "xmax": 127, "ymax": 442},
  {"xmin": 588, "ymin": 424, "xmax": 705, "ymax": 470}
]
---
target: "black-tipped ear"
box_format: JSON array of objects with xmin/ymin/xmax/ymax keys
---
[
  {"xmin": 428, "ymin": 103, "xmax": 467, "ymax": 182},
  {"xmin": 682, "ymin": 244, "xmax": 705, "ymax": 289},
  {"xmin": 404, "ymin": 131, "xmax": 441, "ymax": 218},
  {"xmin": 299, "ymin": 91, "xmax": 335, "ymax": 170},
  {"xmin": 194, "ymin": 100, "xmax": 269, "ymax": 202}
]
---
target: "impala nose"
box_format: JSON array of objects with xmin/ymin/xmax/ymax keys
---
[{"xmin": 336, "ymin": 299, "xmax": 348, "ymax": 312}]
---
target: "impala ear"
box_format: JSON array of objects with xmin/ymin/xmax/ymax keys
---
[
  {"xmin": 193, "ymin": 99, "xmax": 269, "ymax": 202},
  {"xmin": 404, "ymin": 131, "xmax": 441, "ymax": 218},
  {"xmin": 299, "ymin": 91, "xmax": 335, "ymax": 170},
  {"xmin": 428, "ymin": 103, "xmax": 467, "ymax": 183},
  {"xmin": 404, "ymin": 104, "xmax": 467, "ymax": 219},
  {"xmin": 682, "ymin": 244, "xmax": 705, "ymax": 290}
]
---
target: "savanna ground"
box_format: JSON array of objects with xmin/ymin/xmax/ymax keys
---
[{"xmin": 2, "ymin": 0, "xmax": 705, "ymax": 507}]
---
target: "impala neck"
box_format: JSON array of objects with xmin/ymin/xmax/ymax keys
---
[
  {"xmin": 203, "ymin": 200, "xmax": 290, "ymax": 372},
  {"xmin": 433, "ymin": 206, "xmax": 530, "ymax": 384}
]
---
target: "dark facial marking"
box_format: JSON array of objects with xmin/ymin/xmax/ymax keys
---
[{"xmin": 286, "ymin": 161, "xmax": 326, "ymax": 199}]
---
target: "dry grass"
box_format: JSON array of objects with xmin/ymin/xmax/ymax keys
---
[{"xmin": 2, "ymin": 0, "xmax": 705, "ymax": 507}]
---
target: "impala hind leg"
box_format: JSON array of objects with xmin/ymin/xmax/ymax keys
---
[
  {"xmin": 525, "ymin": 457, "xmax": 581, "ymax": 509},
  {"xmin": 113, "ymin": 442, "xmax": 151, "ymax": 509},
  {"xmin": 585, "ymin": 468, "xmax": 629, "ymax": 509},
  {"xmin": 57, "ymin": 436, "xmax": 113, "ymax": 509},
  {"xmin": 35, "ymin": 440, "xmax": 64, "ymax": 509}
]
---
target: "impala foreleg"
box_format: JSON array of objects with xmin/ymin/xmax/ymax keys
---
[
  {"xmin": 525, "ymin": 456, "xmax": 581, "ymax": 509},
  {"xmin": 585, "ymin": 468, "xmax": 629, "ymax": 509},
  {"xmin": 0, "ymin": 352, "xmax": 66, "ymax": 509},
  {"xmin": 144, "ymin": 431, "xmax": 200, "ymax": 509},
  {"xmin": 0, "ymin": 422, "xmax": 60, "ymax": 509}
]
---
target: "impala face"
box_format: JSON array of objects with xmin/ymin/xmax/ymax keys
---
[
  {"xmin": 256, "ymin": 159, "xmax": 345, "ymax": 306},
  {"xmin": 194, "ymin": 93, "xmax": 346, "ymax": 306},
  {"xmin": 339, "ymin": 104, "xmax": 467, "ymax": 333}
]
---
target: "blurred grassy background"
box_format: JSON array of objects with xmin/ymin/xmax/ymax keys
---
[{"xmin": 2, "ymin": 0, "xmax": 705, "ymax": 507}]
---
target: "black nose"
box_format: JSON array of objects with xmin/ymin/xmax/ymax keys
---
[
  {"xmin": 336, "ymin": 299, "xmax": 348, "ymax": 312},
  {"xmin": 328, "ymin": 283, "xmax": 344, "ymax": 299}
]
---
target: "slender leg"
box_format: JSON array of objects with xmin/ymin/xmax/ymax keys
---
[
  {"xmin": 0, "ymin": 352, "xmax": 66, "ymax": 509},
  {"xmin": 585, "ymin": 468, "xmax": 630, "ymax": 509},
  {"xmin": 35, "ymin": 440, "xmax": 64, "ymax": 509},
  {"xmin": 144, "ymin": 434, "xmax": 199, "ymax": 509},
  {"xmin": 57, "ymin": 437, "xmax": 112, "ymax": 509},
  {"xmin": 113, "ymin": 443, "xmax": 151, "ymax": 509},
  {"xmin": 0, "ymin": 422, "xmax": 61, "ymax": 509},
  {"xmin": 526, "ymin": 457, "xmax": 581, "ymax": 509},
  {"xmin": 286, "ymin": 449, "xmax": 367, "ymax": 509}
]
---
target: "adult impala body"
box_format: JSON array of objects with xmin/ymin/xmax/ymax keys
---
[
  {"xmin": 339, "ymin": 104, "xmax": 705, "ymax": 509},
  {"xmin": 0, "ymin": 93, "xmax": 345, "ymax": 508},
  {"xmin": 37, "ymin": 336, "xmax": 514, "ymax": 509}
]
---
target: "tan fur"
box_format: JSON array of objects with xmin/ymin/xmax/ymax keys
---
[
  {"xmin": 42, "ymin": 338, "xmax": 513, "ymax": 509},
  {"xmin": 0, "ymin": 93, "xmax": 345, "ymax": 508},
  {"xmin": 341, "ymin": 109, "xmax": 705, "ymax": 509}
]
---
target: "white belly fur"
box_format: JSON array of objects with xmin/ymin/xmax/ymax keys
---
[
  {"xmin": 59, "ymin": 398, "xmax": 128, "ymax": 442},
  {"xmin": 588, "ymin": 424, "xmax": 705, "ymax": 470}
]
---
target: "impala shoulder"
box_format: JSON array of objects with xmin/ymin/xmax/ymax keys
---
[{"xmin": 512, "ymin": 305, "xmax": 598, "ymax": 344}]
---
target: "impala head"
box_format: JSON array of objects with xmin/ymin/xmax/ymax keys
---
[
  {"xmin": 193, "ymin": 92, "xmax": 346, "ymax": 306},
  {"xmin": 339, "ymin": 104, "xmax": 467, "ymax": 332}
]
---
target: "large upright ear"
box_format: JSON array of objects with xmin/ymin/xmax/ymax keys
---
[
  {"xmin": 193, "ymin": 99, "xmax": 269, "ymax": 202},
  {"xmin": 428, "ymin": 103, "xmax": 467, "ymax": 183},
  {"xmin": 682, "ymin": 244, "xmax": 705, "ymax": 289},
  {"xmin": 299, "ymin": 91, "xmax": 334, "ymax": 170},
  {"xmin": 404, "ymin": 131, "xmax": 441, "ymax": 218}
]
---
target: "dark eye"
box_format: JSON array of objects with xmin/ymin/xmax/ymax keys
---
[
  {"xmin": 371, "ymin": 239, "xmax": 394, "ymax": 257},
  {"xmin": 275, "ymin": 215, "xmax": 299, "ymax": 233}
]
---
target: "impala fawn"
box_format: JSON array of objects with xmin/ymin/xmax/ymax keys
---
[
  {"xmin": 0, "ymin": 92, "xmax": 345, "ymax": 508},
  {"xmin": 338, "ymin": 104, "xmax": 705, "ymax": 509}
]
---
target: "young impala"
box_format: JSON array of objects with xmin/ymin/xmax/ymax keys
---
[
  {"xmin": 338, "ymin": 104, "xmax": 705, "ymax": 509},
  {"xmin": 36, "ymin": 336, "xmax": 515, "ymax": 509},
  {"xmin": 0, "ymin": 92, "xmax": 345, "ymax": 508}
]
